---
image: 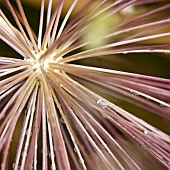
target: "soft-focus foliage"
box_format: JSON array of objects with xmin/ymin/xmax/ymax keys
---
[{"xmin": 0, "ymin": 0, "xmax": 170, "ymax": 170}]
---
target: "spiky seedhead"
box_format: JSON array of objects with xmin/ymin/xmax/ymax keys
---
[{"xmin": 0, "ymin": 0, "xmax": 170, "ymax": 170}]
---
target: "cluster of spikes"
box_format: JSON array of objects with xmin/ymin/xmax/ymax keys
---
[{"xmin": 0, "ymin": 0, "xmax": 170, "ymax": 169}]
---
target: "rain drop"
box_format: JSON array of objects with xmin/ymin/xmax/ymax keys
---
[
  {"xmin": 12, "ymin": 163, "xmax": 16, "ymax": 169},
  {"xmin": 97, "ymin": 99, "xmax": 108, "ymax": 109},
  {"xmin": 79, "ymin": 159, "xmax": 83, "ymax": 164},
  {"xmin": 101, "ymin": 113, "xmax": 106, "ymax": 118},
  {"xmin": 60, "ymin": 117, "xmax": 65, "ymax": 124},
  {"xmin": 18, "ymin": 108, "xmax": 23, "ymax": 113},
  {"xmin": 130, "ymin": 90, "xmax": 137, "ymax": 96},
  {"xmin": 144, "ymin": 130, "xmax": 148, "ymax": 134},
  {"xmin": 162, "ymin": 157, "xmax": 170, "ymax": 165},
  {"xmin": 1, "ymin": 164, "xmax": 5, "ymax": 169},
  {"xmin": 140, "ymin": 144, "xmax": 147, "ymax": 149},
  {"xmin": 34, "ymin": 160, "xmax": 37, "ymax": 165},
  {"xmin": 2, "ymin": 114, "xmax": 5, "ymax": 119},
  {"xmin": 132, "ymin": 135, "xmax": 136, "ymax": 139},
  {"xmin": 159, "ymin": 103, "xmax": 167, "ymax": 108},
  {"xmin": 74, "ymin": 147, "xmax": 77, "ymax": 153},
  {"xmin": 49, "ymin": 153, "xmax": 51, "ymax": 158},
  {"xmin": 122, "ymin": 51, "xmax": 128, "ymax": 54},
  {"xmin": 51, "ymin": 164, "xmax": 56, "ymax": 170}
]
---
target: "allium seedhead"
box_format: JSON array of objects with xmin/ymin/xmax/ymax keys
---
[{"xmin": 0, "ymin": 0, "xmax": 170, "ymax": 170}]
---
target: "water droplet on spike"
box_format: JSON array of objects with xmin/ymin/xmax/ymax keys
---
[
  {"xmin": 74, "ymin": 147, "xmax": 77, "ymax": 153},
  {"xmin": 60, "ymin": 117, "xmax": 65, "ymax": 124},
  {"xmin": 123, "ymin": 51, "xmax": 128, "ymax": 54},
  {"xmin": 144, "ymin": 130, "xmax": 148, "ymax": 134},
  {"xmin": 97, "ymin": 99, "xmax": 108, "ymax": 108}
]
